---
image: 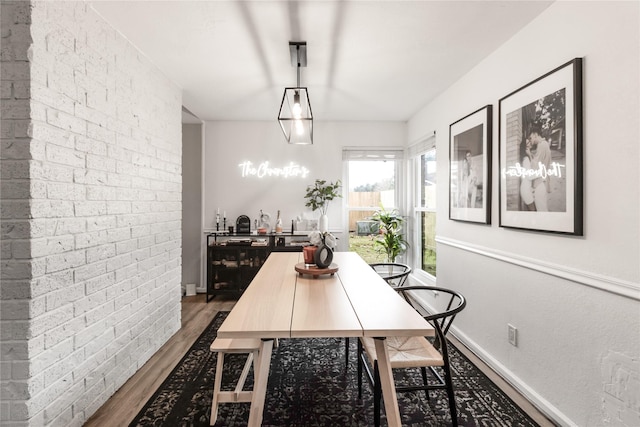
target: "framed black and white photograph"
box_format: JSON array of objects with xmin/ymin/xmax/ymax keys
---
[
  {"xmin": 449, "ymin": 105, "xmax": 492, "ymax": 224},
  {"xmin": 499, "ymin": 58, "xmax": 583, "ymax": 235}
]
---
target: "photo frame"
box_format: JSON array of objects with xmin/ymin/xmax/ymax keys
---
[
  {"xmin": 449, "ymin": 105, "xmax": 492, "ymax": 224},
  {"xmin": 498, "ymin": 58, "xmax": 583, "ymax": 235}
]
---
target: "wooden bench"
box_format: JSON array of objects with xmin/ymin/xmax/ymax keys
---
[{"xmin": 209, "ymin": 337, "xmax": 262, "ymax": 425}]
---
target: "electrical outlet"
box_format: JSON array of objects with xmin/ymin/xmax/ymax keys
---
[{"xmin": 508, "ymin": 324, "xmax": 518, "ymax": 347}]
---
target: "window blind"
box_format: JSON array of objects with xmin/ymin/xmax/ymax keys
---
[
  {"xmin": 342, "ymin": 148, "xmax": 404, "ymax": 161},
  {"xmin": 407, "ymin": 131, "xmax": 436, "ymax": 158}
]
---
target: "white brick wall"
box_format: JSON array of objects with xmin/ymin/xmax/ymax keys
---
[
  {"xmin": 1, "ymin": 1, "xmax": 35, "ymax": 425},
  {"xmin": 1, "ymin": 1, "xmax": 183, "ymax": 425}
]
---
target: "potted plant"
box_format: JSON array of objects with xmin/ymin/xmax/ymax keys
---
[
  {"xmin": 372, "ymin": 206, "xmax": 408, "ymax": 263},
  {"xmin": 304, "ymin": 179, "xmax": 342, "ymax": 232}
]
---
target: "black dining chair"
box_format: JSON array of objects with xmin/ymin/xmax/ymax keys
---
[
  {"xmin": 369, "ymin": 262, "xmax": 412, "ymax": 288},
  {"xmin": 357, "ymin": 285, "xmax": 466, "ymax": 427}
]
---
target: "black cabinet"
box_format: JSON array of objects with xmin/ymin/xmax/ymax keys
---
[{"xmin": 206, "ymin": 233, "xmax": 307, "ymax": 301}]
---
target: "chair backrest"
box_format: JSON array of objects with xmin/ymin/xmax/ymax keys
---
[
  {"xmin": 395, "ymin": 285, "xmax": 466, "ymax": 358},
  {"xmin": 369, "ymin": 263, "xmax": 412, "ymax": 288}
]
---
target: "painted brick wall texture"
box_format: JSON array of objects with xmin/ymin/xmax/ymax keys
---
[{"xmin": 1, "ymin": 2, "xmax": 183, "ymax": 425}]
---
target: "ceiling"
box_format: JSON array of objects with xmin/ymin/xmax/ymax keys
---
[{"xmin": 90, "ymin": 1, "xmax": 553, "ymax": 123}]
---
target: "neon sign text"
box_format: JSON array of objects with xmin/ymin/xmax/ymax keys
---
[
  {"xmin": 239, "ymin": 161, "xmax": 310, "ymax": 179},
  {"xmin": 503, "ymin": 161, "xmax": 565, "ymax": 180}
]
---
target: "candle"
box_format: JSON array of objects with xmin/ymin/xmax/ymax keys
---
[
  {"xmin": 217, "ymin": 208, "xmax": 220, "ymax": 215},
  {"xmin": 223, "ymin": 211, "xmax": 226, "ymax": 219}
]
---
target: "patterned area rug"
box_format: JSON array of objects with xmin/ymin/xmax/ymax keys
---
[{"xmin": 130, "ymin": 312, "xmax": 539, "ymax": 427}]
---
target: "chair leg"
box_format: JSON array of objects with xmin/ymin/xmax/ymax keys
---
[
  {"xmin": 373, "ymin": 361, "xmax": 381, "ymax": 427},
  {"xmin": 442, "ymin": 363, "xmax": 458, "ymax": 427},
  {"xmin": 420, "ymin": 366, "xmax": 430, "ymax": 401},
  {"xmin": 345, "ymin": 337, "xmax": 349, "ymax": 368},
  {"xmin": 357, "ymin": 339, "xmax": 363, "ymax": 399},
  {"xmin": 210, "ymin": 352, "xmax": 225, "ymax": 425}
]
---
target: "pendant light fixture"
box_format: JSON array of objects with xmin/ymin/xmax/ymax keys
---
[{"xmin": 278, "ymin": 41, "xmax": 313, "ymax": 144}]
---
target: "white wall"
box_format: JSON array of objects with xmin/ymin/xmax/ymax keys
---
[
  {"xmin": 202, "ymin": 120, "xmax": 406, "ymax": 234},
  {"xmin": 408, "ymin": 2, "xmax": 639, "ymax": 426},
  {"xmin": 0, "ymin": 2, "xmax": 183, "ymax": 425}
]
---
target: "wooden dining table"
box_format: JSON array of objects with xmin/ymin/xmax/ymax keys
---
[{"xmin": 216, "ymin": 251, "xmax": 434, "ymax": 427}]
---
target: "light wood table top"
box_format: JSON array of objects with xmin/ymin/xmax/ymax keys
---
[
  {"xmin": 218, "ymin": 251, "xmax": 432, "ymax": 340},
  {"xmin": 333, "ymin": 252, "xmax": 433, "ymax": 338},
  {"xmin": 217, "ymin": 251, "xmax": 300, "ymax": 339}
]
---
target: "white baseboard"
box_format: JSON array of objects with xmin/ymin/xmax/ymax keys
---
[
  {"xmin": 408, "ymin": 273, "xmax": 575, "ymax": 427},
  {"xmin": 451, "ymin": 327, "xmax": 577, "ymax": 427}
]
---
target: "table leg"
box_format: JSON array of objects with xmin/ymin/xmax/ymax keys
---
[
  {"xmin": 247, "ymin": 338, "xmax": 273, "ymax": 427},
  {"xmin": 374, "ymin": 337, "xmax": 402, "ymax": 427}
]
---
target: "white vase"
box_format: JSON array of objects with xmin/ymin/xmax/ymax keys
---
[{"xmin": 319, "ymin": 214, "xmax": 329, "ymax": 233}]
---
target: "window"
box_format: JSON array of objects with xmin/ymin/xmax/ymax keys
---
[
  {"xmin": 410, "ymin": 136, "xmax": 437, "ymax": 277},
  {"xmin": 343, "ymin": 149, "xmax": 404, "ymax": 264}
]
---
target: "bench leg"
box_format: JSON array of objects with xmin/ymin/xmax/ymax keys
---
[
  {"xmin": 210, "ymin": 352, "xmax": 225, "ymax": 425},
  {"xmin": 247, "ymin": 339, "xmax": 274, "ymax": 427},
  {"xmin": 234, "ymin": 352, "xmax": 254, "ymax": 398}
]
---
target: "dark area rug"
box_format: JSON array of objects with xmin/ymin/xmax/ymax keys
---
[{"xmin": 130, "ymin": 311, "xmax": 539, "ymax": 427}]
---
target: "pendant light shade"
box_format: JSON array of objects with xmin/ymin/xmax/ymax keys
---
[
  {"xmin": 278, "ymin": 87, "xmax": 313, "ymax": 144},
  {"xmin": 278, "ymin": 42, "xmax": 313, "ymax": 144}
]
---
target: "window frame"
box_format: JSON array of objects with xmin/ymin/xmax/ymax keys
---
[
  {"xmin": 342, "ymin": 148, "xmax": 406, "ymax": 262},
  {"xmin": 409, "ymin": 135, "xmax": 437, "ymax": 284}
]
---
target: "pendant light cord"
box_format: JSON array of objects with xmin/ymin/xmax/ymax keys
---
[{"xmin": 296, "ymin": 44, "xmax": 301, "ymax": 88}]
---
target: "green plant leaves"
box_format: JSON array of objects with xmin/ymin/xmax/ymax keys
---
[
  {"xmin": 304, "ymin": 179, "xmax": 342, "ymax": 215},
  {"xmin": 372, "ymin": 206, "xmax": 408, "ymax": 263}
]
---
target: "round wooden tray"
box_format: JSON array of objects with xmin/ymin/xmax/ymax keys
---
[{"xmin": 294, "ymin": 262, "xmax": 339, "ymax": 277}]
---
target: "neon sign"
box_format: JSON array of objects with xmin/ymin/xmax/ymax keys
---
[
  {"xmin": 503, "ymin": 161, "xmax": 565, "ymax": 179},
  {"xmin": 239, "ymin": 161, "xmax": 310, "ymax": 179}
]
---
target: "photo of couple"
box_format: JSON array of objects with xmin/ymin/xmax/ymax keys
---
[
  {"xmin": 449, "ymin": 105, "xmax": 491, "ymax": 224},
  {"xmin": 499, "ymin": 57, "xmax": 581, "ymax": 235},
  {"xmin": 452, "ymin": 126, "xmax": 484, "ymax": 210},
  {"xmin": 505, "ymin": 89, "xmax": 567, "ymax": 213}
]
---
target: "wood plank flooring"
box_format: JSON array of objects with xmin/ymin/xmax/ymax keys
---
[
  {"xmin": 85, "ymin": 294, "xmax": 554, "ymax": 427},
  {"xmin": 84, "ymin": 294, "xmax": 235, "ymax": 427}
]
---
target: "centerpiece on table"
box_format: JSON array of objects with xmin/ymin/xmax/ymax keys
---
[
  {"xmin": 308, "ymin": 230, "xmax": 337, "ymax": 268},
  {"xmin": 297, "ymin": 230, "xmax": 338, "ymax": 277}
]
